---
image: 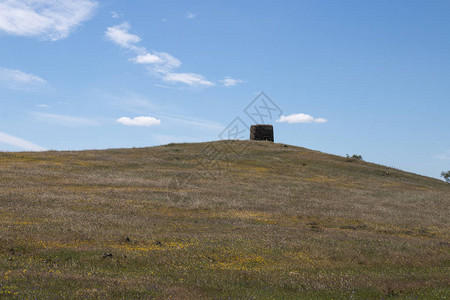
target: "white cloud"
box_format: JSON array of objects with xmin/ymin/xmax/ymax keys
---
[
  {"xmin": 147, "ymin": 52, "xmax": 182, "ymax": 73},
  {"xmin": 0, "ymin": 67, "xmax": 46, "ymax": 84},
  {"xmin": 220, "ymin": 77, "xmax": 243, "ymax": 87},
  {"xmin": 110, "ymin": 11, "xmax": 122, "ymax": 19},
  {"xmin": 36, "ymin": 104, "xmax": 50, "ymax": 108},
  {"xmin": 314, "ymin": 118, "xmax": 327, "ymax": 123},
  {"xmin": 163, "ymin": 72, "xmax": 214, "ymax": 87},
  {"xmin": 131, "ymin": 51, "xmax": 181, "ymax": 75},
  {"xmin": 32, "ymin": 112, "xmax": 98, "ymax": 126},
  {"xmin": 0, "ymin": 131, "xmax": 46, "ymax": 151},
  {"xmin": 0, "ymin": 67, "xmax": 47, "ymax": 90},
  {"xmin": 156, "ymin": 113, "xmax": 223, "ymax": 130},
  {"xmin": 105, "ymin": 22, "xmax": 216, "ymax": 87},
  {"xmin": 277, "ymin": 113, "xmax": 327, "ymax": 124},
  {"xmin": 117, "ymin": 116, "xmax": 161, "ymax": 127},
  {"xmin": 0, "ymin": 0, "xmax": 97, "ymax": 41},
  {"xmin": 185, "ymin": 12, "xmax": 196, "ymax": 19},
  {"xmin": 102, "ymin": 90, "xmax": 221, "ymax": 130},
  {"xmin": 131, "ymin": 53, "xmax": 162, "ymax": 64},
  {"xmin": 154, "ymin": 84, "xmax": 179, "ymax": 89},
  {"xmin": 105, "ymin": 22, "xmax": 142, "ymax": 50},
  {"xmin": 105, "ymin": 23, "xmax": 182, "ymax": 75}
]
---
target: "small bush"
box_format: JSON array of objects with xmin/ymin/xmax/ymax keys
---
[
  {"xmin": 346, "ymin": 154, "xmax": 363, "ymax": 162},
  {"xmin": 441, "ymin": 170, "xmax": 450, "ymax": 183}
]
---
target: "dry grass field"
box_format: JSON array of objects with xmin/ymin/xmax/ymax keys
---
[{"xmin": 0, "ymin": 140, "xmax": 449, "ymax": 299}]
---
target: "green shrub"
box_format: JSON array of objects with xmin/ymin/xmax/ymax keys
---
[
  {"xmin": 346, "ymin": 154, "xmax": 363, "ymax": 162},
  {"xmin": 441, "ymin": 170, "xmax": 450, "ymax": 183}
]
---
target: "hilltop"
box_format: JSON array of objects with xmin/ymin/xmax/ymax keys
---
[{"xmin": 0, "ymin": 141, "xmax": 448, "ymax": 298}]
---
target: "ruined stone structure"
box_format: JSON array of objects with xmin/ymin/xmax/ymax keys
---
[{"xmin": 250, "ymin": 125, "xmax": 274, "ymax": 142}]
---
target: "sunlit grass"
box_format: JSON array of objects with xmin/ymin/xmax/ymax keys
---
[{"xmin": 0, "ymin": 141, "xmax": 448, "ymax": 298}]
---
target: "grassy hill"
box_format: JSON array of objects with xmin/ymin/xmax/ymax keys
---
[{"xmin": 0, "ymin": 140, "xmax": 448, "ymax": 299}]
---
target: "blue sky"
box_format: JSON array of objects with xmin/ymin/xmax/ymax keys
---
[{"xmin": 0, "ymin": 0, "xmax": 449, "ymax": 180}]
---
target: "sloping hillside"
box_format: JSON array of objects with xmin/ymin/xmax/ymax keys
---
[{"xmin": 0, "ymin": 141, "xmax": 448, "ymax": 298}]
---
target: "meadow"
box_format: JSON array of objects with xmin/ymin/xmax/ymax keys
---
[{"xmin": 0, "ymin": 141, "xmax": 448, "ymax": 299}]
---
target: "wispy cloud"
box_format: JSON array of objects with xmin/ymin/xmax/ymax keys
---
[
  {"xmin": 0, "ymin": 0, "xmax": 97, "ymax": 41},
  {"xmin": 32, "ymin": 112, "xmax": 99, "ymax": 126},
  {"xmin": 105, "ymin": 22, "xmax": 224, "ymax": 87},
  {"xmin": 105, "ymin": 22, "xmax": 186, "ymax": 76},
  {"xmin": 101, "ymin": 89, "xmax": 221, "ymax": 130},
  {"xmin": 132, "ymin": 51, "xmax": 182, "ymax": 74},
  {"xmin": 155, "ymin": 113, "xmax": 223, "ymax": 130},
  {"xmin": 110, "ymin": 11, "xmax": 122, "ymax": 19},
  {"xmin": 220, "ymin": 77, "xmax": 244, "ymax": 87},
  {"xmin": 277, "ymin": 113, "xmax": 327, "ymax": 124},
  {"xmin": 154, "ymin": 84, "xmax": 179, "ymax": 90},
  {"xmin": 0, "ymin": 67, "xmax": 46, "ymax": 90},
  {"xmin": 98, "ymin": 90, "xmax": 158, "ymax": 111},
  {"xmin": 163, "ymin": 73, "xmax": 214, "ymax": 87},
  {"xmin": 0, "ymin": 68, "xmax": 45, "ymax": 84},
  {"xmin": 105, "ymin": 22, "xmax": 142, "ymax": 50},
  {"xmin": 185, "ymin": 12, "xmax": 196, "ymax": 19},
  {"xmin": 0, "ymin": 131, "xmax": 46, "ymax": 151},
  {"xmin": 117, "ymin": 116, "xmax": 161, "ymax": 126},
  {"xmin": 435, "ymin": 151, "xmax": 450, "ymax": 160},
  {"xmin": 36, "ymin": 104, "xmax": 50, "ymax": 108}
]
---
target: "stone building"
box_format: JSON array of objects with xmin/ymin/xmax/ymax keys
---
[{"xmin": 250, "ymin": 125, "xmax": 274, "ymax": 142}]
